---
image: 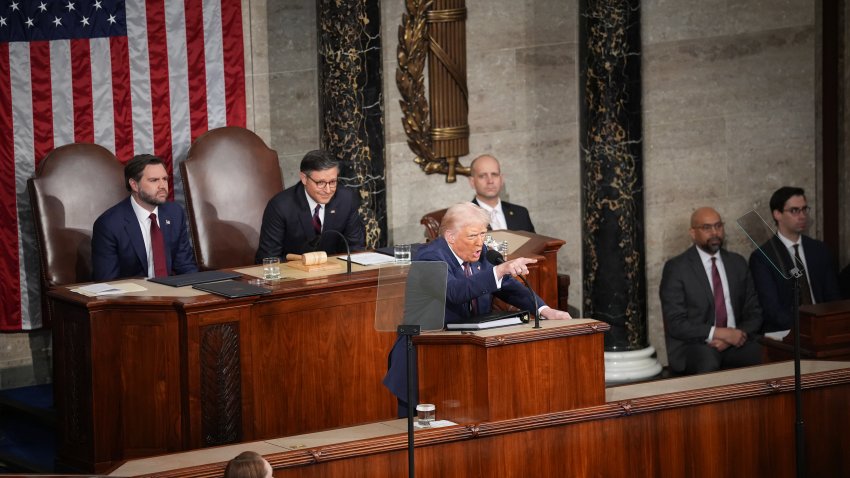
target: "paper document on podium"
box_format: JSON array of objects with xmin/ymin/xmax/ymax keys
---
[{"xmin": 445, "ymin": 310, "xmax": 530, "ymax": 331}]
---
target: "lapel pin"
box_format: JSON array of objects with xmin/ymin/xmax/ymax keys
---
[
  {"xmin": 165, "ymin": 219, "xmax": 171, "ymax": 225},
  {"xmin": 330, "ymin": 209, "xmax": 336, "ymax": 214},
  {"xmin": 509, "ymin": 211, "xmax": 514, "ymax": 216}
]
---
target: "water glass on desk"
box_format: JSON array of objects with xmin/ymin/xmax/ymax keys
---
[
  {"xmin": 394, "ymin": 244, "xmax": 411, "ymax": 264},
  {"xmin": 262, "ymin": 257, "xmax": 281, "ymax": 280},
  {"xmin": 416, "ymin": 403, "xmax": 435, "ymax": 427}
]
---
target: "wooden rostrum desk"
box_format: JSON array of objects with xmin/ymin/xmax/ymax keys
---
[
  {"xmin": 49, "ymin": 232, "xmax": 567, "ymax": 473},
  {"xmin": 109, "ymin": 361, "xmax": 850, "ymax": 478}
]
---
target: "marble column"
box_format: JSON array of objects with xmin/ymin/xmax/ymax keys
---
[
  {"xmin": 316, "ymin": 0, "xmax": 387, "ymax": 248},
  {"xmin": 579, "ymin": 0, "xmax": 659, "ymax": 381}
]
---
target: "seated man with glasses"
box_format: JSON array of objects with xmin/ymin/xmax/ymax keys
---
[
  {"xmin": 749, "ymin": 187, "xmax": 841, "ymax": 334},
  {"xmin": 256, "ymin": 150, "xmax": 365, "ymax": 262},
  {"xmin": 660, "ymin": 207, "xmax": 763, "ymax": 375}
]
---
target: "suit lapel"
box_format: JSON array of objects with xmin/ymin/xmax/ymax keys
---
[
  {"xmin": 159, "ymin": 207, "xmax": 174, "ymax": 274},
  {"xmin": 323, "ymin": 191, "xmax": 342, "ymax": 231},
  {"xmin": 122, "ymin": 198, "xmax": 148, "ymax": 273},
  {"xmin": 294, "ymin": 184, "xmax": 316, "ymax": 239},
  {"xmin": 686, "ymin": 247, "xmax": 713, "ymax": 305}
]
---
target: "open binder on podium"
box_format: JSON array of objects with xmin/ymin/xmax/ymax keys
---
[
  {"xmin": 736, "ymin": 209, "xmax": 806, "ymax": 477},
  {"xmin": 374, "ymin": 261, "xmax": 447, "ymax": 478}
]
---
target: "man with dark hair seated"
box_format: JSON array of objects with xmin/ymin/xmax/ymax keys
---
[
  {"xmin": 255, "ymin": 149, "xmax": 365, "ymax": 262},
  {"xmin": 92, "ymin": 154, "xmax": 198, "ymax": 281},
  {"xmin": 749, "ymin": 186, "xmax": 841, "ymax": 334},
  {"xmin": 660, "ymin": 207, "xmax": 763, "ymax": 375}
]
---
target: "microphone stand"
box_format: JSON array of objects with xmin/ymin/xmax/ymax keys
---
[
  {"xmin": 789, "ymin": 267, "xmax": 805, "ymax": 478},
  {"xmin": 514, "ymin": 274, "xmax": 541, "ymax": 329},
  {"xmin": 312, "ymin": 229, "xmax": 352, "ymax": 275},
  {"xmin": 397, "ymin": 324, "xmax": 420, "ymax": 478}
]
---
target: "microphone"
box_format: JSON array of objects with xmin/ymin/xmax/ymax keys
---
[
  {"xmin": 485, "ymin": 249, "xmax": 541, "ymax": 329},
  {"xmin": 310, "ymin": 229, "xmax": 352, "ymax": 275}
]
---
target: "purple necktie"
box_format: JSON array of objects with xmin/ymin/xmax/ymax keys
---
[
  {"xmin": 463, "ymin": 262, "xmax": 479, "ymax": 316},
  {"xmin": 312, "ymin": 204, "xmax": 322, "ymax": 235},
  {"xmin": 711, "ymin": 257, "xmax": 727, "ymax": 328},
  {"xmin": 149, "ymin": 213, "xmax": 167, "ymax": 277}
]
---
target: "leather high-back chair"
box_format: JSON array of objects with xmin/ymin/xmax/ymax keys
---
[
  {"xmin": 28, "ymin": 143, "xmax": 126, "ymax": 325},
  {"xmin": 181, "ymin": 127, "xmax": 282, "ymax": 270},
  {"xmin": 420, "ymin": 208, "xmax": 448, "ymax": 242}
]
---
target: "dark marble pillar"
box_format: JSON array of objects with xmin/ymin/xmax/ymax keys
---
[
  {"xmin": 316, "ymin": 0, "xmax": 387, "ymax": 248},
  {"xmin": 579, "ymin": 0, "xmax": 646, "ymax": 350}
]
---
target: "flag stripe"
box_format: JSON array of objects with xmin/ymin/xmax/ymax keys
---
[
  {"xmin": 30, "ymin": 41, "xmax": 53, "ymax": 168},
  {"xmin": 203, "ymin": 0, "xmax": 225, "ymax": 128},
  {"xmin": 0, "ymin": 42, "xmax": 23, "ymax": 331},
  {"xmin": 71, "ymin": 39, "xmax": 94, "ymax": 143},
  {"xmin": 91, "ymin": 37, "xmax": 116, "ymax": 153},
  {"xmin": 50, "ymin": 40, "xmax": 75, "ymax": 148},
  {"xmin": 165, "ymin": 0, "xmax": 191, "ymax": 202},
  {"xmin": 10, "ymin": 41, "xmax": 35, "ymax": 332},
  {"xmin": 184, "ymin": 0, "xmax": 208, "ymax": 140},
  {"xmin": 220, "ymin": 0, "xmax": 245, "ymax": 126},
  {"xmin": 145, "ymin": 0, "xmax": 174, "ymax": 183},
  {"xmin": 127, "ymin": 0, "xmax": 154, "ymax": 158},
  {"xmin": 110, "ymin": 36, "xmax": 134, "ymax": 163}
]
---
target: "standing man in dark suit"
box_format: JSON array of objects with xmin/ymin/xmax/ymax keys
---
[
  {"xmin": 749, "ymin": 187, "xmax": 841, "ymax": 333},
  {"xmin": 660, "ymin": 207, "xmax": 763, "ymax": 375},
  {"xmin": 469, "ymin": 154, "xmax": 535, "ymax": 232},
  {"xmin": 92, "ymin": 154, "xmax": 198, "ymax": 281},
  {"xmin": 255, "ymin": 150, "xmax": 365, "ymax": 262},
  {"xmin": 383, "ymin": 202, "xmax": 570, "ymax": 414}
]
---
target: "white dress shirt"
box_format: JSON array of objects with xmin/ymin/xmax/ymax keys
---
[
  {"xmin": 477, "ymin": 200, "xmax": 507, "ymax": 230},
  {"xmin": 777, "ymin": 232, "xmax": 815, "ymax": 303}
]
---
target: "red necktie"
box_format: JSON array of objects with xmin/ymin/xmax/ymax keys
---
[
  {"xmin": 149, "ymin": 213, "xmax": 168, "ymax": 277},
  {"xmin": 711, "ymin": 257, "xmax": 727, "ymax": 328},
  {"xmin": 793, "ymin": 244, "xmax": 813, "ymax": 305},
  {"xmin": 312, "ymin": 204, "xmax": 322, "ymax": 235},
  {"xmin": 463, "ymin": 262, "xmax": 479, "ymax": 316}
]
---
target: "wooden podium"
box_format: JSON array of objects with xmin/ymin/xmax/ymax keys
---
[
  {"xmin": 414, "ymin": 319, "xmax": 608, "ymax": 424},
  {"xmin": 764, "ymin": 299, "xmax": 850, "ymax": 361}
]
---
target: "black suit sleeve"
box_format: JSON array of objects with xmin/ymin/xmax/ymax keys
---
[
  {"xmin": 749, "ymin": 251, "xmax": 791, "ymax": 331},
  {"xmin": 170, "ymin": 208, "xmax": 199, "ymax": 275},
  {"xmin": 255, "ymin": 195, "xmax": 288, "ymax": 263},
  {"xmin": 659, "ymin": 259, "xmax": 712, "ymax": 342},
  {"xmin": 91, "ymin": 215, "xmax": 121, "ymax": 281},
  {"xmin": 341, "ymin": 189, "xmax": 366, "ymax": 251},
  {"xmin": 729, "ymin": 255, "xmax": 762, "ymax": 335}
]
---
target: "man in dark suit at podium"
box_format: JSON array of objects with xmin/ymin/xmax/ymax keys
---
[
  {"xmin": 92, "ymin": 154, "xmax": 198, "ymax": 281},
  {"xmin": 469, "ymin": 154, "xmax": 535, "ymax": 232},
  {"xmin": 255, "ymin": 150, "xmax": 365, "ymax": 262},
  {"xmin": 749, "ymin": 187, "xmax": 841, "ymax": 333},
  {"xmin": 383, "ymin": 202, "xmax": 570, "ymax": 414},
  {"xmin": 660, "ymin": 207, "xmax": 763, "ymax": 375}
]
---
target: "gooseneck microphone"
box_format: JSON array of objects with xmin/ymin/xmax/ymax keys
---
[
  {"xmin": 310, "ymin": 229, "xmax": 352, "ymax": 275},
  {"xmin": 485, "ymin": 249, "xmax": 541, "ymax": 328}
]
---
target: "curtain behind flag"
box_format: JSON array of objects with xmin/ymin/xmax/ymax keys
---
[{"xmin": 0, "ymin": 0, "xmax": 246, "ymax": 331}]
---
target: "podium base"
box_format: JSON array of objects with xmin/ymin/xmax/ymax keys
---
[{"xmin": 604, "ymin": 346, "xmax": 662, "ymax": 383}]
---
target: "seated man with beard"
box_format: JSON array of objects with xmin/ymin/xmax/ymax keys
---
[{"xmin": 659, "ymin": 207, "xmax": 763, "ymax": 375}]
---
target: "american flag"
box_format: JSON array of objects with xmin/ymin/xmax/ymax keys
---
[{"xmin": 0, "ymin": 0, "xmax": 246, "ymax": 331}]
